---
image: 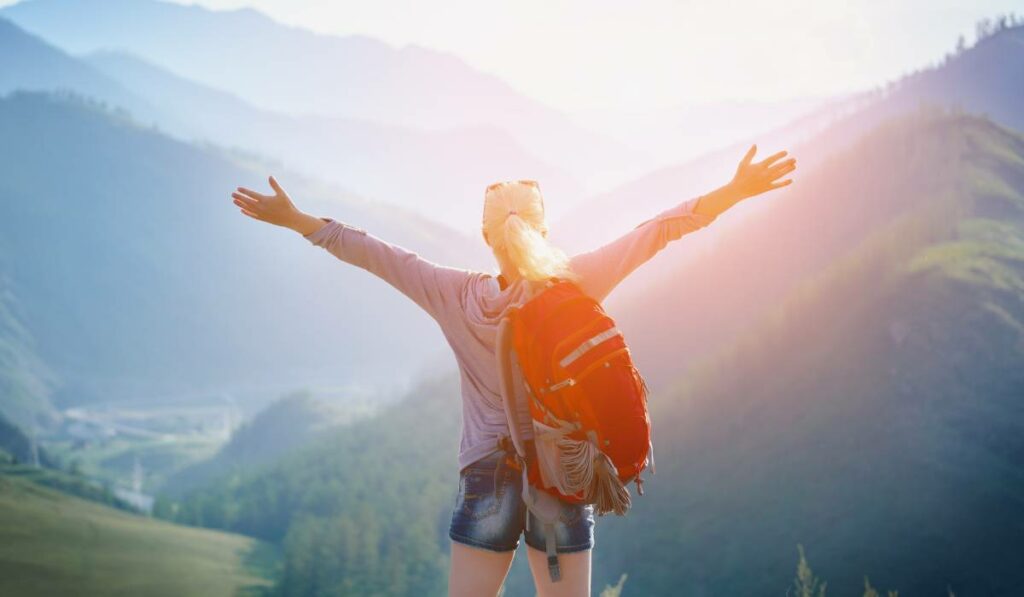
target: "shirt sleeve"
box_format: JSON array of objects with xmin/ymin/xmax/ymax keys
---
[
  {"xmin": 303, "ymin": 217, "xmax": 473, "ymax": 322},
  {"xmin": 567, "ymin": 196, "xmax": 718, "ymax": 303}
]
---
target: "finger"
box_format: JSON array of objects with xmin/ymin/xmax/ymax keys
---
[
  {"xmin": 755, "ymin": 150, "xmax": 788, "ymax": 168},
  {"xmin": 232, "ymin": 193, "xmax": 261, "ymax": 211},
  {"xmin": 239, "ymin": 207, "xmax": 261, "ymax": 219},
  {"xmin": 236, "ymin": 186, "xmax": 269, "ymax": 201},
  {"xmin": 768, "ymin": 179, "xmax": 792, "ymax": 190},
  {"xmin": 740, "ymin": 144, "xmax": 757, "ymax": 166},
  {"xmin": 766, "ymin": 159, "xmax": 796, "ymax": 179},
  {"xmin": 268, "ymin": 175, "xmax": 284, "ymax": 196}
]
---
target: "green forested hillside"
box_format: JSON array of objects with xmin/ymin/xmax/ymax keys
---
[
  {"xmin": 0, "ymin": 474, "xmax": 277, "ymax": 596},
  {"xmin": 160, "ymin": 391, "xmax": 355, "ymax": 498},
  {"xmin": 590, "ymin": 113, "xmax": 1024, "ymax": 595},
  {"xmin": 163, "ymin": 372, "xmax": 461, "ymax": 596},
  {"xmin": 618, "ymin": 101, "xmax": 1018, "ymax": 389},
  {"xmin": 166, "ymin": 113, "xmax": 1024, "ymax": 596}
]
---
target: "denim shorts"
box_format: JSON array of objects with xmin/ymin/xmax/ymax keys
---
[{"xmin": 448, "ymin": 448, "xmax": 595, "ymax": 553}]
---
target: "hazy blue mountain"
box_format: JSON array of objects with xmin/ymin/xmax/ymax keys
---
[
  {"xmin": 0, "ymin": 91, "xmax": 487, "ymax": 413},
  {"xmin": 1, "ymin": 0, "xmax": 647, "ymax": 187},
  {"xmin": 166, "ymin": 112, "xmax": 1024, "ymax": 597},
  {"xmin": 0, "ymin": 16, "xmax": 158, "ymax": 123},
  {"xmin": 81, "ymin": 50, "xmax": 584, "ymax": 231},
  {"xmin": 0, "ymin": 18, "xmax": 582, "ymax": 230}
]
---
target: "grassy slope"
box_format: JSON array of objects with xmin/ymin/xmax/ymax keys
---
[
  {"xmin": 0, "ymin": 474, "xmax": 278, "ymax": 596},
  {"xmin": 1, "ymin": 463, "xmax": 133, "ymax": 511}
]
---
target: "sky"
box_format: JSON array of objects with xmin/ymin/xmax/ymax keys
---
[
  {"xmin": 137, "ymin": 0, "xmax": 1021, "ymax": 116},
  {"xmin": 1, "ymin": 0, "xmax": 1017, "ymax": 115}
]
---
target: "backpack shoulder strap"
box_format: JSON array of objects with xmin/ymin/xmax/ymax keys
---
[{"xmin": 495, "ymin": 310, "xmax": 528, "ymax": 458}]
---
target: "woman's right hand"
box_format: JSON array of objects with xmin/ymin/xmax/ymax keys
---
[{"xmin": 232, "ymin": 176, "xmax": 303, "ymax": 228}]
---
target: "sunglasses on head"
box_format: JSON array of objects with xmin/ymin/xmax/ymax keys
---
[{"xmin": 486, "ymin": 179, "xmax": 540, "ymax": 193}]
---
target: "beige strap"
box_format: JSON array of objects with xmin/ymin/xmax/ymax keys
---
[{"xmin": 495, "ymin": 314, "xmax": 527, "ymax": 458}]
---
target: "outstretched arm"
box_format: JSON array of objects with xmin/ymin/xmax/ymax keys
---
[
  {"xmin": 691, "ymin": 144, "xmax": 795, "ymax": 219},
  {"xmin": 232, "ymin": 177, "xmax": 472, "ymax": 322},
  {"xmin": 569, "ymin": 145, "xmax": 795, "ymax": 303}
]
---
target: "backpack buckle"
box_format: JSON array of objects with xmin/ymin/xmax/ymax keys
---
[{"xmin": 547, "ymin": 377, "xmax": 576, "ymax": 392}]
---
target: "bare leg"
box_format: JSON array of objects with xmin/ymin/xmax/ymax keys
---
[
  {"xmin": 526, "ymin": 546, "xmax": 591, "ymax": 597},
  {"xmin": 448, "ymin": 541, "xmax": 516, "ymax": 597}
]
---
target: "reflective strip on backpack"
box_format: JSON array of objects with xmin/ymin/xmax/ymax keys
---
[{"xmin": 558, "ymin": 326, "xmax": 622, "ymax": 369}]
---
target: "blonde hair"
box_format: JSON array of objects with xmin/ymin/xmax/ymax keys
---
[{"xmin": 482, "ymin": 181, "xmax": 579, "ymax": 284}]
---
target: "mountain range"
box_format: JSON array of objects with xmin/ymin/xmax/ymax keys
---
[
  {"xmin": 0, "ymin": 89, "xmax": 486, "ymax": 420},
  {"xmin": 0, "ymin": 4, "xmax": 1022, "ymax": 596},
  {"xmin": 0, "ymin": 16, "xmax": 584, "ymax": 232},
  {"xmin": 1, "ymin": 0, "xmax": 651, "ymax": 189}
]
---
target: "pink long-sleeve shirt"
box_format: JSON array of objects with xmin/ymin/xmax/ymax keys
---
[{"xmin": 303, "ymin": 196, "xmax": 717, "ymax": 470}]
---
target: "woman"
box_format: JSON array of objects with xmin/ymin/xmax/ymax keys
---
[{"xmin": 231, "ymin": 144, "xmax": 795, "ymax": 597}]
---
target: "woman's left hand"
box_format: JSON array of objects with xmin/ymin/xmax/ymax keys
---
[
  {"xmin": 692, "ymin": 144, "xmax": 796, "ymax": 219},
  {"xmin": 728, "ymin": 144, "xmax": 796, "ymax": 200}
]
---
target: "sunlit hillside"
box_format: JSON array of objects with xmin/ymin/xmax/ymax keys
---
[
  {"xmin": 0, "ymin": 474, "xmax": 278, "ymax": 596},
  {"xmin": 593, "ymin": 112, "xmax": 1024, "ymax": 595},
  {"xmin": 571, "ymin": 24, "xmax": 1024, "ymax": 391}
]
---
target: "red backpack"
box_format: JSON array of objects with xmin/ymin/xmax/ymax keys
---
[{"xmin": 495, "ymin": 277, "xmax": 655, "ymax": 518}]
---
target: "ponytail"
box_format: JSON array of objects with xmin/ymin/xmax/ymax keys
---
[{"xmin": 482, "ymin": 182, "xmax": 579, "ymax": 284}]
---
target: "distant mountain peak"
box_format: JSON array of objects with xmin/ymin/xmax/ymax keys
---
[{"xmin": 1, "ymin": 0, "xmax": 644, "ymax": 183}]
